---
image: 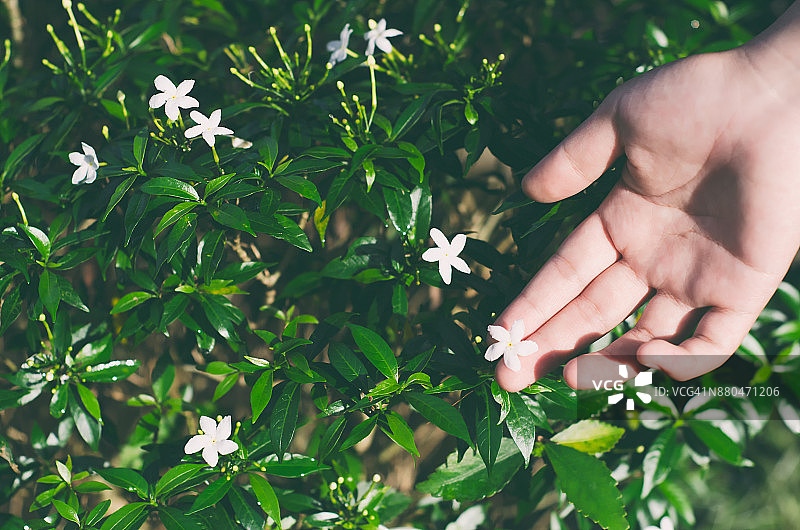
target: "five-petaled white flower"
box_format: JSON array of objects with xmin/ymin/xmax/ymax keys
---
[
  {"xmin": 485, "ymin": 319, "xmax": 538, "ymax": 372},
  {"xmin": 184, "ymin": 415, "xmax": 238, "ymax": 467},
  {"xmin": 148, "ymin": 75, "xmax": 200, "ymax": 121},
  {"xmin": 185, "ymin": 109, "xmax": 233, "ymax": 148},
  {"xmin": 326, "ymin": 24, "xmax": 353, "ymax": 65},
  {"xmin": 68, "ymin": 142, "xmax": 100, "ymax": 185},
  {"xmin": 364, "ymin": 18, "xmax": 402, "ymax": 56},
  {"xmin": 421, "ymin": 228, "xmax": 470, "ymax": 285}
]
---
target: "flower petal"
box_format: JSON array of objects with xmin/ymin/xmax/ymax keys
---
[
  {"xmin": 438, "ymin": 258, "xmax": 452, "ymax": 285},
  {"xmin": 510, "ymin": 319, "xmax": 526, "ymax": 343},
  {"xmin": 149, "ymin": 92, "xmax": 168, "ymax": 109},
  {"xmin": 179, "ymin": 95, "xmax": 199, "ymax": 109},
  {"xmin": 216, "ymin": 415, "xmax": 231, "ymax": 440},
  {"xmin": 176, "ymin": 79, "xmax": 195, "ymax": 96},
  {"xmin": 208, "ymin": 109, "xmax": 222, "ymax": 128},
  {"xmin": 503, "ymin": 351, "xmax": 522, "ymax": 372},
  {"xmin": 382, "ymin": 29, "xmax": 403, "ymax": 38},
  {"xmin": 216, "ymin": 439, "xmax": 238, "ymax": 455},
  {"xmin": 449, "ymin": 233, "xmax": 466, "ymax": 255},
  {"xmin": 484, "ymin": 342, "xmax": 506, "ymax": 362},
  {"xmin": 487, "ymin": 324, "xmax": 510, "ymax": 343},
  {"xmin": 164, "ymin": 100, "xmax": 180, "ymax": 121},
  {"xmin": 72, "ymin": 165, "xmax": 88, "ymax": 185},
  {"xmin": 202, "ymin": 131, "xmax": 216, "ymax": 147},
  {"xmin": 215, "ymin": 126, "xmax": 233, "ymax": 136},
  {"xmin": 154, "ymin": 74, "xmax": 176, "ymax": 93},
  {"xmin": 84, "ymin": 167, "xmax": 97, "ymax": 184},
  {"xmin": 429, "ymin": 227, "xmax": 449, "ymax": 249},
  {"xmin": 189, "ymin": 110, "xmax": 207, "ymax": 125},
  {"xmin": 515, "ymin": 340, "xmax": 539, "ymax": 357},
  {"xmin": 68, "ymin": 152, "xmax": 84, "ymax": 166},
  {"xmin": 81, "ymin": 142, "xmax": 96, "ymax": 159},
  {"xmin": 450, "ymin": 256, "xmax": 470, "ymax": 275},
  {"xmin": 376, "ymin": 18, "xmax": 386, "ymax": 32},
  {"xmin": 326, "ymin": 40, "xmax": 341, "ymax": 52},
  {"xmin": 375, "ymin": 37, "xmax": 393, "ymax": 54},
  {"xmin": 202, "ymin": 445, "xmax": 219, "ymax": 467},
  {"xmin": 184, "ymin": 434, "xmax": 209, "ymax": 454},
  {"xmin": 365, "ymin": 38, "xmax": 376, "ymax": 56},
  {"xmin": 421, "ymin": 247, "xmax": 444, "ymax": 263},
  {"xmin": 184, "ymin": 125, "xmax": 203, "ymax": 139},
  {"xmin": 199, "ymin": 416, "xmax": 217, "ymax": 435}
]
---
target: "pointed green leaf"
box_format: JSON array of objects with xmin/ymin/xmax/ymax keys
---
[
  {"xmin": 158, "ymin": 506, "xmax": 203, "ymax": 530},
  {"xmin": 69, "ymin": 389, "xmax": 100, "ymax": 450},
  {"xmin": 110, "ymin": 291, "xmax": 155, "ymax": 314},
  {"xmin": 141, "ymin": 176, "xmax": 199, "ymax": 201},
  {"xmin": 39, "ymin": 269, "xmax": 60, "ymax": 316},
  {"xmin": 328, "ymin": 343, "xmax": 366, "ymax": 382},
  {"xmin": 551, "ymin": 420, "xmax": 625, "ymax": 454},
  {"xmin": 187, "ymin": 475, "xmax": 232, "ymax": 514},
  {"xmin": 340, "ymin": 415, "xmax": 378, "ymax": 450},
  {"xmin": 251, "ymin": 370, "xmax": 273, "ymax": 422},
  {"xmin": 154, "ymin": 463, "xmax": 208, "ymax": 499},
  {"xmin": 383, "ymin": 411, "xmax": 419, "ymax": 456},
  {"xmin": 641, "ymin": 426, "xmax": 677, "ymax": 498},
  {"xmin": 270, "ymin": 382, "xmax": 301, "ymax": 460},
  {"xmin": 102, "ymin": 175, "xmax": 137, "ymax": 221},
  {"xmin": 210, "ymin": 203, "xmax": 254, "ymax": 236},
  {"xmin": 545, "ymin": 443, "xmax": 628, "ymax": 530},
  {"xmin": 155, "ymin": 202, "xmax": 198, "ymax": 236},
  {"xmin": 689, "ymin": 420, "xmax": 742, "ymax": 464},
  {"xmin": 96, "ymin": 468, "xmax": 148, "ymax": 499},
  {"xmin": 53, "ymin": 499, "xmax": 80, "ymax": 525},
  {"xmin": 99, "ymin": 502, "xmax": 149, "ymax": 530},
  {"xmin": 347, "ymin": 324, "xmax": 397, "ymax": 381},
  {"xmin": 249, "ymin": 473, "xmax": 281, "ymax": 529},
  {"xmin": 318, "ymin": 417, "xmax": 347, "ymax": 461},
  {"xmin": 505, "ymin": 393, "xmax": 536, "ymax": 466},
  {"xmin": 75, "ymin": 382, "xmax": 101, "ymax": 421},
  {"xmin": 405, "ymin": 391, "xmax": 471, "ymax": 445},
  {"xmin": 476, "ymin": 388, "xmax": 501, "ymax": 475}
]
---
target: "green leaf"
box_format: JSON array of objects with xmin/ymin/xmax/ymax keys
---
[
  {"xmin": 198, "ymin": 230, "xmax": 226, "ymax": 283},
  {"xmin": 19, "ymin": 225, "xmax": 50, "ymax": 261},
  {"xmin": 2, "ymin": 133, "xmax": 45, "ymax": 186},
  {"xmin": 110, "ymin": 291, "xmax": 155, "ymax": 314},
  {"xmin": 658, "ymin": 480, "xmax": 695, "ymax": 526},
  {"xmin": 204, "ymin": 173, "xmax": 235, "ymax": 198},
  {"xmin": 276, "ymin": 175, "xmax": 322, "ymax": 205},
  {"xmin": 688, "ymin": 420, "xmax": 742, "ymax": 464},
  {"xmin": 405, "ymin": 391, "xmax": 471, "ymax": 444},
  {"xmin": 383, "ymin": 411, "xmax": 419, "ymax": 456},
  {"xmin": 58, "ymin": 276, "xmax": 89, "ymax": 312},
  {"xmin": 73, "ymin": 480, "xmax": 111, "ymax": 493},
  {"xmin": 133, "ymin": 131, "xmax": 148, "ymax": 171},
  {"xmin": 75, "ymin": 382, "xmax": 101, "ymax": 421},
  {"xmin": 348, "ymin": 324, "xmax": 398, "ymax": 381},
  {"xmin": 0, "ymin": 285, "xmax": 22, "ymax": 334},
  {"xmin": 141, "ymin": 176, "xmax": 199, "ymax": 201},
  {"xmin": 96, "ymin": 468, "xmax": 148, "ymax": 499},
  {"xmin": 50, "ymin": 383, "xmax": 69, "ymax": 418},
  {"xmin": 417, "ymin": 437, "xmax": 523, "ymax": 502},
  {"xmin": 641, "ymin": 426, "xmax": 677, "ymax": 498},
  {"xmin": 55, "ymin": 460, "xmax": 71, "ymax": 483},
  {"xmin": 261, "ymin": 455, "xmax": 329, "ymax": 477},
  {"xmin": 213, "ymin": 372, "xmax": 239, "ymax": 401},
  {"xmin": 39, "ymin": 269, "xmax": 60, "ymax": 317},
  {"xmin": 318, "ymin": 417, "xmax": 347, "ymax": 461},
  {"xmin": 152, "ymin": 354, "xmax": 176, "ymax": 402},
  {"xmin": 155, "ymin": 202, "xmax": 198, "ymax": 237},
  {"xmin": 158, "ymin": 213, "xmax": 197, "ymax": 270},
  {"xmin": 340, "ymin": 415, "xmax": 378, "ymax": 450},
  {"xmin": 154, "ymin": 463, "xmax": 208, "ymax": 499},
  {"xmin": 383, "ymin": 187, "xmax": 413, "ymax": 235},
  {"xmin": 476, "ymin": 387, "xmax": 501, "ymax": 475},
  {"xmin": 259, "ymin": 213, "xmax": 312, "ymax": 252},
  {"xmin": 52, "ymin": 499, "xmax": 80, "ymax": 525},
  {"xmin": 158, "ymin": 506, "xmax": 203, "ymax": 530},
  {"xmin": 249, "ymin": 473, "xmax": 282, "ymax": 529},
  {"xmin": 505, "ymin": 393, "xmax": 536, "ymax": 466},
  {"xmin": 270, "ymin": 382, "xmax": 301, "ymax": 460},
  {"xmin": 228, "ymin": 485, "xmax": 265, "ymax": 530},
  {"xmin": 551, "ymin": 420, "xmax": 625, "ymax": 454},
  {"xmin": 99, "ymin": 502, "xmax": 149, "ymax": 530},
  {"xmin": 545, "ymin": 443, "xmax": 628, "ymax": 530},
  {"xmin": 390, "ymin": 94, "xmax": 431, "ymax": 141},
  {"xmin": 102, "ymin": 175, "xmax": 137, "ymax": 221},
  {"xmin": 69, "ymin": 387, "xmax": 100, "ymax": 449},
  {"xmin": 86, "ymin": 500, "xmax": 111, "ymax": 526},
  {"xmin": 251, "ymin": 370, "xmax": 273, "ymax": 422},
  {"xmin": 81, "ymin": 359, "xmax": 140, "ymax": 383},
  {"xmin": 209, "ymin": 203, "xmax": 254, "ymax": 236},
  {"xmin": 408, "ymin": 185, "xmax": 431, "ymax": 244},
  {"xmin": 391, "ymin": 283, "xmax": 408, "ymax": 316},
  {"xmin": 188, "ymin": 476, "xmax": 232, "ymax": 514},
  {"xmin": 328, "ymin": 342, "xmax": 366, "ymax": 382},
  {"xmin": 74, "ymin": 335, "xmax": 113, "ymax": 367}
]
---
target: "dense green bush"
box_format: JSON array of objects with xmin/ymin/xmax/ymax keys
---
[{"xmin": 1, "ymin": 0, "xmax": 798, "ymax": 528}]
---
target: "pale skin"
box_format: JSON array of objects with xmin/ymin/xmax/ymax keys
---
[{"xmin": 494, "ymin": 2, "xmax": 800, "ymax": 392}]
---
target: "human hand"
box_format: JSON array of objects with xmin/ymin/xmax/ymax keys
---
[{"xmin": 493, "ymin": 35, "xmax": 800, "ymax": 391}]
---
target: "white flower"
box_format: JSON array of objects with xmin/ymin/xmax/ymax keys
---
[
  {"xmin": 326, "ymin": 24, "xmax": 352, "ymax": 65},
  {"xmin": 645, "ymin": 517, "xmax": 674, "ymax": 530},
  {"xmin": 364, "ymin": 18, "xmax": 402, "ymax": 56},
  {"xmin": 421, "ymin": 228, "xmax": 470, "ymax": 285},
  {"xmin": 231, "ymin": 137, "xmax": 253, "ymax": 149},
  {"xmin": 149, "ymin": 75, "xmax": 199, "ymax": 121},
  {"xmin": 485, "ymin": 319, "xmax": 538, "ymax": 372},
  {"xmin": 68, "ymin": 142, "xmax": 100, "ymax": 185},
  {"xmin": 184, "ymin": 415, "xmax": 238, "ymax": 467},
  {"xmin": 185, "ymin": 109, "xmax": 233, "ymax": 148}
]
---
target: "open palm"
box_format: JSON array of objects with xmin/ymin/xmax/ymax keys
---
[{"xmin": 495, "ymin": 47, "xmax": 800, "ymax": 391}]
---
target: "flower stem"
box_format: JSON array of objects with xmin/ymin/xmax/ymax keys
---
[
  {"xmin": 212, "ymin": 145, "xmax": 221, "ymax": 173},
  {"xmin": 366, "ymin": 55, "xmax": 378, "ymax": 132},
  {"xmin": 62, "ymin": 0, "xmax": 86, "ymax": 69}
]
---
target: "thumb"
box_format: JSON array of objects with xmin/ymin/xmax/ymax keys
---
[{"xmin": 524, "ymin": 97, "xmax": 622, "ymax": 203}]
